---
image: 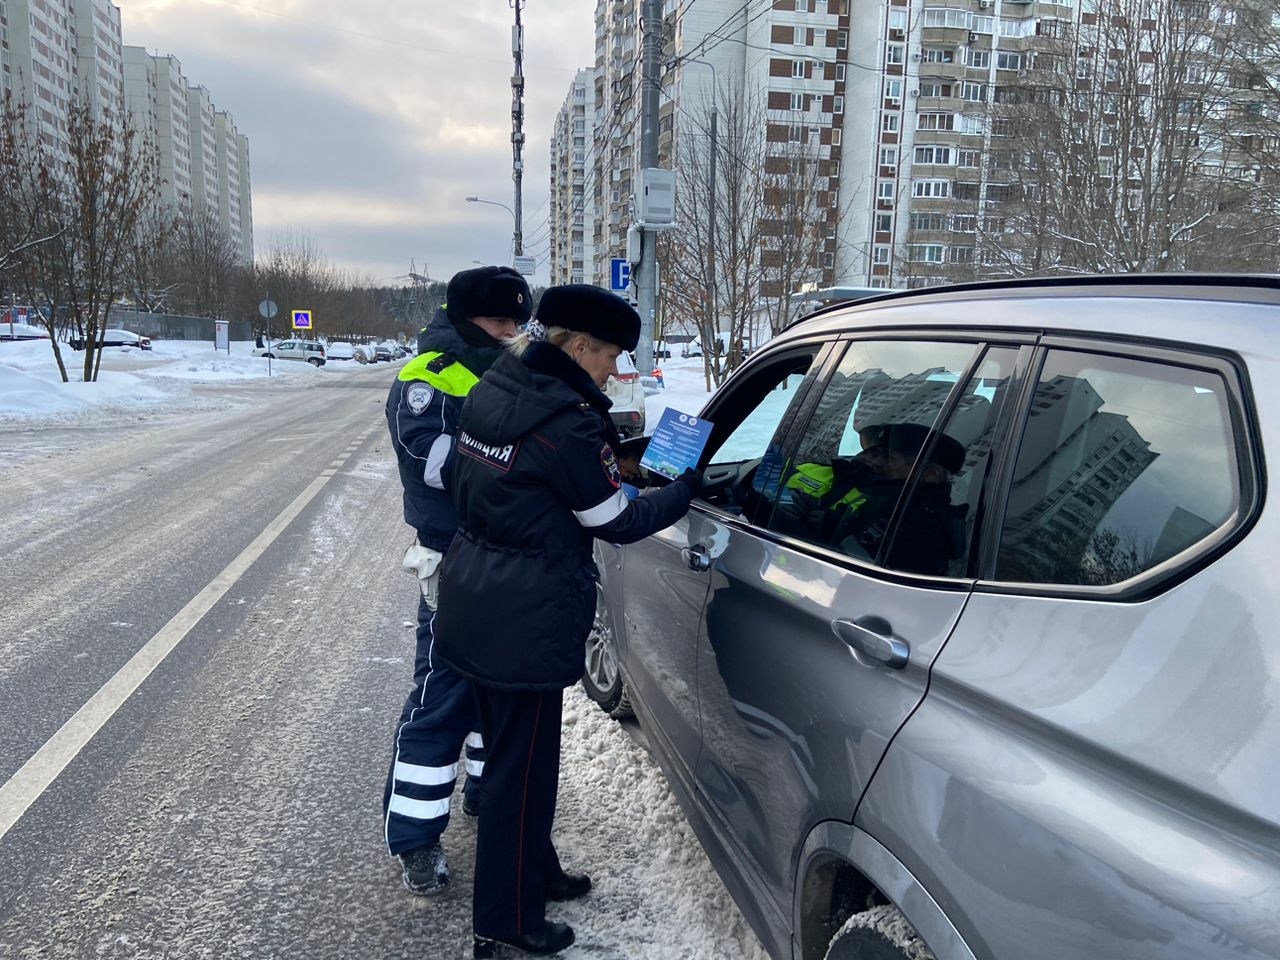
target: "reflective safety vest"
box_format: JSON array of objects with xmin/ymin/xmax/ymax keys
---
[
  {"xmin": 784, "ymin": 462, "xmax": 867, "ymax": 513},
  {"xmin": 398, "ymin": 350, "xmax": 480, "ymax": 397}
]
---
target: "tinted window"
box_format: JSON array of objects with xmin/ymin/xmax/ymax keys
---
[
  {"xmin": 766, "ymin": 339, "xmax": 980, "ymax": 563},
  {"xmin": 996, "ymin": 350, "xmax": 1241, "ymax": 586},
  {"xmin": 884, "ymin": 346, "xmax": 1021, "ymax": 577}
]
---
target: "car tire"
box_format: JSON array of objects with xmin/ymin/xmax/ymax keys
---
[
  {"xmin": 262, "ymin": 352, "xmax": 275, "ymax": 359},
  {"xmin": 824, "ymin": 905, "xmax": 935, "ymax": 960},
  {"xmin": 581, "ymin": 583, "xmax": 634, "ymax": 719},
  {"xmin": 308, "ymin": 357, "xmax": 323, "ymax": 367}
]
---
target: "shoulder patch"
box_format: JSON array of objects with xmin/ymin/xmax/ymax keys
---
[
  {"xmin": 601, "ymin": 444, "xmax": 622, "ymax": 490},
  {"xmin": 406, "ymin": 382, "xmax": 434, "ymax": 415}
]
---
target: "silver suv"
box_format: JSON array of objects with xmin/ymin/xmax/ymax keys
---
[{"xmin": 589, "ymin": 276, "xmax": 1280, "ymax": 960}]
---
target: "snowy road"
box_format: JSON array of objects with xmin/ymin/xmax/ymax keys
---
[{"xmin": 0, "ymin": 360, "xmax": 766, "ymax": 959}]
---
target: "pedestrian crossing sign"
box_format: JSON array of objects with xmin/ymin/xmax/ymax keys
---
[{"xmin": 292, "ymin": 309, "xmax": 312, "ymax": 330}]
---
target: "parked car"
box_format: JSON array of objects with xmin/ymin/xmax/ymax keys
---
[
  {"xmin": 0, "ymin": 322, "xmax": 49, "ymax": 342},
  {"xmin": 373, "ymin": 343, "xmax": 394, "ymax": 363},
  {"xmin": 68, "ymin": 328, "xmax": 152, "ymax": 351},
  {"xmin": 325, "ymin": 341, "xmax": 357, "ymax": 361},
  {"xmin": 605, "ymin": 349, "xmax": 645, "ymax": 438},
  {"xmin": 251, "ymin": 338, "xmax": 326, "ymax": 366},
  {"xmin": 588, "ymin": 275, "xmax": 1280, "ymax": 960},
  {"xmin": 353, "ymin": 344, "xmax": 376, "ymax": 363}
]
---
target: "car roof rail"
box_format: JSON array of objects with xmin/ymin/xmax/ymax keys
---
[{"xmin": 783, "ymin": 272, "xmax": 1280, "ymax": 332}]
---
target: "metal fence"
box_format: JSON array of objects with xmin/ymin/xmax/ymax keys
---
[{"xmin": 109, "ymin": 309, "xmax": 254, "ymax": 343}]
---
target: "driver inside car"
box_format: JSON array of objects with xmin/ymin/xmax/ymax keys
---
[{"xmin": 777, "ymin": 422, "xmax": 967, "ymax": 575}]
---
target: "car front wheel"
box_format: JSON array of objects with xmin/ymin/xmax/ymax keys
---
[
  {"xmin": 824, "ymin": 905, "xmax": 935, "ymax": 960},
  {"xmin": 308, "ymin": 357, "xmax": 323, "ymax": 367},
  {"xmin": 581, "ymin": 583, "xmax": 633, "ymax": 719}
]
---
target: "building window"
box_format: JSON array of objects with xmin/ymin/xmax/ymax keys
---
[
  {"xmin": 962, "ymin": 82, "xmax": 987, "ymax": 102},
  {"xmin": 880, "ymin": 146, "xmax": 899, "ymax": 168},
  {"xmin": 910, "ymin": 212, "xmax": 948, "ymax": 231},
  {"xmin": 968, "ymin": 49, "xmax": 991, "ymax": 68},
  {"xmin": 789, "ymin": 124, "xmax": 804, "ymax": 142},
  {"xmin": 795, "ymin": 26, "xmax": 806, "ymax": 45},
  {"xmin": 914, "ymin": 145, "xmax": 953, "ymax": 165},
  {"xmin": 917, "ymin": 112, "xmax": 955, "ymax": 131},
  {"xmin": 886, "ymin": 43, "xmax": 905, "ymax": 65},
  {"xmin": 835, "ymin": 63, "xmax": 846, "ymax": 81},
  {"xmin": 884, "ymin": 80, "xmax": 902, "ymax": 102},
  {"xmin": 918, "ymin": 80, "xmax": 951, "ymax": 98},
  {"xmin": 873, "ymin": 244, "xmax": 891, "ymax": 263},
  {"xmin": 996, "ymin": 52, "xmax": 1021, "ymax": 70},
  {"xmin": 882, "ymin": 113, "xmax": 900, "ymax": 133},
  {"xmin": 875, "ymin": 213, "xmax": 893, "ymax": 232},
  {"xmin": 878, "ymin": 180, "xmax": 896, "ymax": 200},
  {"xmin": 792, "ymin": 92, "xmax": 806, "ymax": 110},
  {"xmin": 831, "ymin": 128, "xmax": 842, "ymax": 145},
  {"xmin": 909, "ymin": 243, "xmax": 945, "ymax": 263},
  {"xmin": 888, "ymin": 9, "xmax": 908, "ymax": 33},
  {"xmin": 837, "ymin": 30, "xmax": 848, "ymax": 49},
  {"xmin": 792, "ymin": 59, "xmax": 806, "ymax": 78},
  {"xmin": 912, "ymin": 179, "xmax": 951, "ymax": 198},
  {"xmin": 834, "ymin": 95, "xmax": 845, "ymax": 113},
  {"xmin": 922, "ymin": 47, "xmax": 954, "ymax": 64}
]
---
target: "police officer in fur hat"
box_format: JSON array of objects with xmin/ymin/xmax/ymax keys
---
[
  {"xmin": 382, "ymin": 265, "xmax": 531, "ymax": 897},
  {"xmin": 435, "ymin": 285, "xmax": 703, "ymax": 957}
]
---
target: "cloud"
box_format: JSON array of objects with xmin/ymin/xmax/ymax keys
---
[{"xmin": 121, "ymin": 0, "xmax": 597, "ymax": 285}]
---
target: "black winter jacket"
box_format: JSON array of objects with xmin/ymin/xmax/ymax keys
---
[
  {"xmin": 435, "ymin": 342, "xmax": 693, "ymax": 691},
  {"xmin": 386, "ymin": 310, "xmax": 502, "ymax": 551}
]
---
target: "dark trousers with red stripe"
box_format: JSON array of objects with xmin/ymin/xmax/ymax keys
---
[{"xmin": 472, "ymin": 685, "xmax": 565, "ymax": 940}]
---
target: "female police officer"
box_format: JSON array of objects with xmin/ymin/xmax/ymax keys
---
[{"xmin": 435, "ymin": 285, "xmax": 701, "ymax": 957}]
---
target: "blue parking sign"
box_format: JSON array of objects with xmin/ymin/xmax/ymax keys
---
[{"xmin": 610, "ymin": 258, "xmax": 631, "ymax": 292}]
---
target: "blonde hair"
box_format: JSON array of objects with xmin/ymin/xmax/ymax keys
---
[{"xmin": 507, "ymin": 326, "xmax": 611, "ymax": 357}]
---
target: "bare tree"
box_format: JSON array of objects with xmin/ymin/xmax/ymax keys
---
[
  {"xmin": 980, "ymin": 0, "xmax": 1279, "ymax": 276},
  {"xmin": 662, "ymin": 85, "xmax": 833, "ymax": 388},
  {"xmin": 167, "ymin": 202, "xmax": 242, "ymax": 318},
  {"xmin": 7, "ymin": 95, "xmax": 161, "ymax": 381}
]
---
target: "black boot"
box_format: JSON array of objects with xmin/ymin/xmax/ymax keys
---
[
  {"xmin": 545, "ymin": 868, "xmax": 591, "ymax": 902},
  {"xmin": 473, "ymin": 922, "xmax": 575, "ymax": 958}
]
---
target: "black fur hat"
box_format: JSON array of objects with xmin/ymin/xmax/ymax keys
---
[
  {"xmin": 535, "ymin": 284, "xmax": 641, "ymax": 351},
  {"xmin": 446, "ymin": 266, "xmax": 532, "ymax": 325}
]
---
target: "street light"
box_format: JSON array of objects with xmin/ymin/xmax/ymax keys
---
[{"xmin": 465, "ymin": 196, "xmax": 521, "ymax": 259}]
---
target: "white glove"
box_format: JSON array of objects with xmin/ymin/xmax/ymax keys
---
[{"xmin": 403, "ymin": 543, "xmax": 444, "ymax": 610}]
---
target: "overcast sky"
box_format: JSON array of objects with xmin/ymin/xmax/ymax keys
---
[{"xmin": 122, "ymin": 0, "xmax": 598, "ymax": 287}]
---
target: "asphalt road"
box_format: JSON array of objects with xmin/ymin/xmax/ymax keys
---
[{"xmin": 0, "ymin": 363, "xmax": 768, "ymax": 960}]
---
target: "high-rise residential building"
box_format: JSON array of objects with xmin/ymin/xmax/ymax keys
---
[
  {"xmin": 549, "ymin": 70, "xmax": 597, "ymax": 285},
  {"xmin": 1, "ymin": 0, "xmax": 13, "ymax": 99},
  {"xmin": 570, "ymin": 0, "xmax": 1273, "ymax": 312},
  {"xmin": 73, "ymin": 0, "xmax": 122, "ymax": 116},
  {"xmin": 5, "ymin": 0, "xmax": 76, "ymax": 149},
  {"xmin": 185, "ymin": 84, "xmax": 218, "ymax": 221},
  {"xmin": 234, "ymin": 133, "xmax": 254, "ymax": 263},
  {"xmin": 150, "ymin": 52, "xmax": 193, "ymax": 206},
  {"xmin": 215, "ymin": 109, "xmax": 249, "ymax": 261}
]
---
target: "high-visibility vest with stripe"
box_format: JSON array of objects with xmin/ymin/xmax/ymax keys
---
[{"xmin": 398, "ymin": 350, "xmax": 480, "ymax": 397}]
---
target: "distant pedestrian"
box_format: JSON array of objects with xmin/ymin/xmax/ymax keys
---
[
  {"xmin": 435, "ymin": 285, "xmax": 703, "ymax": 957},
  {"xmin": 652, "ymin": 365, "xmax": 664, "ymax": 388},
  {"xmin": 382, "ymin": 265, "xmax": 532, "ymax": 896}
]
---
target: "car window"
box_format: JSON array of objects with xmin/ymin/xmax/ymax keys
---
[
  {"xmin": 882, "ymin": 346, "xmax": 1021, "ymax": 577},
  {"xmin": 694, "ymin": 348, "xmax": 825, "ymax": 518},
  {"xmin": 765, "ymin": 339, "xmax": 981, "ymax": 562},
  {"xmin": 995, "ymin": 350, "xmax": 1242, "ymax": 587}
]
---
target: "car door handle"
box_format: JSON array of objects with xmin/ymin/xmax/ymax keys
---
[
  {"xmin": 681, "ymin": 544, "xmax": 712, "ymax": 573},
  {"xmin": 831, "ymin": 617, "xmax": 910, "ymax": 670}
]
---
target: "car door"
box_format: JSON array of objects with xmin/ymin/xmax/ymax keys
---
[
  {"xmin": 689, "ymin": 335, "xmax": 1029, "ymax": 917},
  {"xmin": 855, "ymin": 338, "xmax": 1274, "ymax": 960},
  {"xmin": 618, "ymin": 344, "xmax": 831, "ymax": 775}
]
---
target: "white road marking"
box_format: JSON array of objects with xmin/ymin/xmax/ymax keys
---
[{"xmin": 0, "ymin": 423, "xmax": 382, "ymax": 843}]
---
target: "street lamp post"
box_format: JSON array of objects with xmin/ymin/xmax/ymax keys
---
[{"xmin": 466, "ymin": 195, "xmax": 520, "ymax": 263}]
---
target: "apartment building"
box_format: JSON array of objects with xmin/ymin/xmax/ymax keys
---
[
  {"xmin": 73, "ymin": 0, "xmax": 121, "ymax": 116},
  {"xmin": 5, "ymin": 0, "xmax": 76, "ymax": 149},
  {"xmin": 549, "ymin": 70, "xmax": 597, "ymax": 285},
  {"xmin": 233, "ymin": 131, "xmax": 253, "ymax": 264}
]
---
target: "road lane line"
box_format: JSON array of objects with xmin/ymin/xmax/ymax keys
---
[{"xmin": 0, "ymin": 421, "xmax": 382, "ymax": 842}]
